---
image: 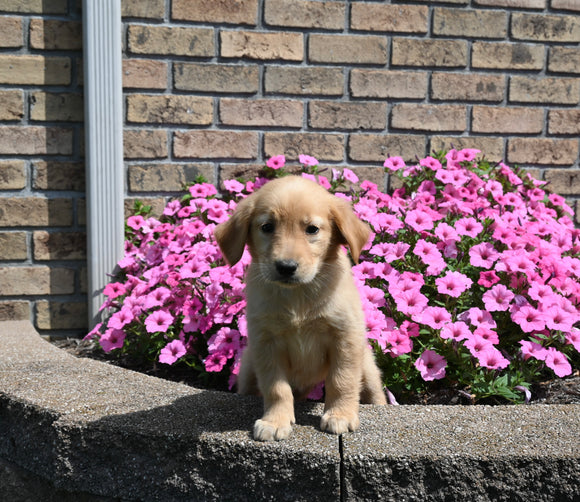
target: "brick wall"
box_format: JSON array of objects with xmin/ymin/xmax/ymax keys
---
[{"xmin": 1, "ymin": 0, "xmax": 579, "ymax": 337}]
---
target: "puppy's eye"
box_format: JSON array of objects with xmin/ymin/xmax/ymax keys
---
[
  {"xmin": 305, "ymin": 225, "xmax": 319, "ymax": 235},
  {"xmin": 261, "ymin": 222, "xmax": 275, "ymax": 234}
]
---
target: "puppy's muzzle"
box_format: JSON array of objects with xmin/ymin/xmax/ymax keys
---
[{"xmin": 275, "ymin": 259, "xmax": 299, "ymax": 281}]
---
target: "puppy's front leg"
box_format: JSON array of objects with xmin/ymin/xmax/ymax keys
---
[{"xmin": 254, "ymin": 377, "xmax": 295, "ymax": 441}]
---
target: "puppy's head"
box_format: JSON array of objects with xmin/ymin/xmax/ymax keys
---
[{"xmin": 214, "ymin": 176, "xmax": 370, "ymax": 286}]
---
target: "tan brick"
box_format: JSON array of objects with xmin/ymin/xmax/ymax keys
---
[
  {"xmin": 175, "ymin": 63, "xmax": 259, "ymax": 94},
  {"xmin": 0, "ymin": 127, "xmax": 73, "ymax": 155},
  {"xmin": 127, "ymin": 94, "xmax": 213, "ymax": 125},
  {"xmin": 472, "ymin": 106, "xmax": 544, "ymax": 134},
  {"xmin": 431, "ymin": 73, "xmax": 505, "ymax": 102},
  {"xmin": 431, "ymin": 137, "xmax": 504, "ymax": 162},
  {"xmin": 0, "ymin": 197, "xmax": 72, "ymax": 227},
  {"xmin": 392, "ymin": 39, "xmax": 467, "ymax": 67},
  {"xmin": 30, "ymin": 92, "xmax": 83, "ymax": 122},
  {"xmin": 474, "ymin": 0, "xmax": 545, "ymax": 7},
  {"xmin": 221, "ymin": 31, "xmax": 303, "ymax": 61},
  {"xmin": 0, "ymin": 232, "xmax": 27, "ymax": 260},
  {"xmin": 413, "ymin": 0, "xmax": 468, "ymax": 3},
  {"xmin": 0, "ymin": 16, "xmax": 22, "ymax": 47},
  {"xmin": 0, "ymin": 90, "xmax": 23, "ymax": 121},
  {"xmin": 124, "ymin": 129, "xmax": 168, "ymax": 159},
  {"xmin": 265, "ymin": 66, "xmax": 344, "ymax": 96},
  {"xmin": 472, "ymin": 42, "xmax": 544, "ymax": 70},
  {"xmin": 36, "ymin": 300, "xmax": 88, "ymax": 330},
  {"xmin": 174, "ymin": 131, "xmax": 259, "ymax": 159},
  {"xmin": 219, "ymin": 98, "xmax": 303, "ymax": 127},
  {"xmin": 0, "ymin": 266, "xmax": 74, "ymax": 295},
  {"xmin": 29, "ymin": 19, "xmax": 82, "ymax": 50},
  {"xmin": 122, "ymin": 0, "xmax": 165, "ymax": 19},
  {"xmin": 128, "ymin": 25, "xmax": 214, "ymax": 57},
  {"xmin": 128, "ymin": 163, "xmax": 215, "ymax": 192},
  {"xmin": 265, "ymin": 0, "xmax": 345, "ymax": 30},
  {"xmin": 309, "ymin": 101, "xmax": 386, "ymax": 130},
  {"xmin": 264, "ymin": 132, "xmax": 344, "ymax": 161},
  {"xmin": 0, "ymin": 160, "xmax": 26, "ymax": 190},
  {"xmin": 0, "ymin": 0, "xmax": 67, "ymax": 13},
  {"xmin": 32, "ymin": 161, "xmax": 85, "ymax": 191},
  {"xmin": 548, "ymin": 109, "xmax": 580, "ymax": 135},
  {"xmin": 0, "ymin": 55, "xmax": 70, "ymax": 85},
  {"xmin": 552, "ymin": 0, "xmax": 580, "ymax": 11},
  {"xmin": 348, "ymin": 134, "xmax": 427, "ymax": 163},
  {"xmin": 508, "ymin": 138, "xmax": 578, "ymax": 165},
  {"xmin": 33, "ymin": 231, "xmax": 86, "ymax": 260},
  {"xmin": 391, "ymin": 104, "xmax": 466, "ymax": 132},
  {"xmin": 123, "ymin": 59, "xmax": 167, "ymax": 89},
  {"xmin": 512, "ymin": 13, "xmax": 580, "ymax": 42},
  {"xmin": 0, "ymin": 301, "xmax": 30, "ymax": 321},
  {"xmin": 350, "ymin": 70, "xmax": 427, "ymax": 99},
  {"xmin": 433, "ymin": 8, "xmax": 507, "ymax": 38},
  {"xmin": 309, "ymin": 34, "xmax": 387, "ymax": 64},
  {"xmin": 509, "ymin": 76, "xmax": 580, "ymax": 105},
  {"xmin": 172, "ymin": 0, "xmax": 258, "ymax": 25},
  {"xmin": 351, "ymin": 4, "xmax": 428, "ymax": 33},
  {"xmin": 549, "ymin": 47, "xmax": 580, "ymax": 74},
  {"xmin": 544, "ymin": 169, "xmax": 580, "ymax": 195}
]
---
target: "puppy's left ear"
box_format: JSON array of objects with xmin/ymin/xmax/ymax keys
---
[
  {"xmin": 331, "ymin": 197, "xmax": 370, "ymax": 264},
  {"xmin": 214, "ymin": 195, "xmax": 255, "ymax": 266}
]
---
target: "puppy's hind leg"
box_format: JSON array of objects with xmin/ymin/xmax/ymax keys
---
[{"xmin": 360, "ymin": 346, "xmax": 387, "ymax": 405}]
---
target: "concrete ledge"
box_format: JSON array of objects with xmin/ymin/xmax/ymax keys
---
[{"xmin": 1, "ymin": 321, "xmax": 579, "ymax": 501}]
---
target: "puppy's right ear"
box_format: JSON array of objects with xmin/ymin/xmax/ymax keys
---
[{"xmin": 213, "ymin": 195, "xmax": 254, "ymax": 266}]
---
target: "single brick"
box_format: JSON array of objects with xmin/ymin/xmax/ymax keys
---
[
  {"xmin": 391, "ymin": 104, "xmax": 467, "ymax": 132},
  {"xmin": 123, "ymin": 59, "xmax": 168, "ymax": 89},
  {"xmin": 29, "ymin": 19, "xmax": 82, "ymax": 50},
  {"xmin": 219, "ymin": 98, "xmax": 303, "ymax": 127},
  {"xmin": 348, "ymin": 134, "xmax": 426, "ymax": 163},
  {"xmin": 33, "ymin": 231, "xmax": 86, "ymax": 260},
  {"xmin": 508, "ymin": 138, "xmax": 578, "ymax": 165},
  {"xmin": 509, "ymin": 76, "xmax": 580, "ymax": 105},
  {"xmin": 433, "ymin": 8, "xmax": 507, "ymax": 39},
  {"xmin": 549, "ymin": 47, "xmax": 580, "ymax": 74},
  {"xmin": 122, "ymin": 0, "xmax": 165, "ymax": 19},
  {"xmin": 431, "ymin": 73, "xmax": 505, "ymax": 102},
  {"xmin": 350, "ymin": 69, "xmax": 427, "ymax": 99},
  {"xmin": 473, "ymin": 0, "xmax": 545, "ymax": 8},
  {"xmin": 172, "ymin": 0, "xmax": 258, "ymax": 25},
  {"xmin": 127, "ymin": 94, "xmax": 213, "ymax": 125},
  {"xmin": 0, "ymin": 0, "xmax": 67, "ymax": 13},
  {"xmin": 128, "ymin": 163, "xmax": 215, "ymax": 192},
  {"xmin": 0, "ymin": 55, "xmax": 70, "ymax": 85},
  {"xmin": 221, "ymin": 31, "xmax": 303, "ymax": 61},
  {"xmin": 511, "ymin": 13, "xmax": 580, "ymax": 42},
  {"xmin": 0, "ymin": 160, "xmax": 26, "ymax": 190},
  {"xmin": 264, "ymin": 132, "xmax": 344, "ymax": 161},
  {"xmin": 309, "ymin": 101, "xmax": 387, "ymax": 130},
  {"xmin": 472, "ymin": 42, "xmax": 544, "ymax": 70},
  {"xmin": 0, "ymin": 232, "xmax": 27, "ymax": 260},
  {"xmin": 0, "ymin": 266, "xmax": 74, "ymax": 295},
  {"xmin": 0, "ymin": 197, "xmax": 73, "ymax": 227},
  {"xmin": 0, "ymin": 16, "xmax": 22, "ymax": 47},
  {"xmin": 175, "ymin": 63, "xmax": 259, "ymax": 94},
  {"xmin": 30, "ymin": 92, "xmax": 84, "ymax": 122},
  {"xmin": 0, "ymin": 90, "xmax": 23, "ymax": 121},
  {"xmin": 309, "ymin": 34, "xmax": 387, "ymax": 64},
  {"xmin": 0, "ymin": 127, "xmax": 73, "ymax": 155},
  {"xmin": 265, "ymin": 66, "xmax": 344, "ymax": 96},
  {"xmin": 36, "ymin": 300, "xmax": 88, "ymax": 330},
  {"xmin": 392, "ymin": 38, "xmax": 467, "ymax": 67},
  {"xmin": 548, "ymin": 109, "xmax": 580, "ymax": 135},
  {"xmin": 350, "ymin": 3, "xmax": 428, "ymax": 33},
  {"xmin": 174, "ymin": 131, "xmax": 259, "ymax": 159},
  {"xmin": 472, "ymin": 106, "xmax": 544, "ymax": 134},
  {"xmin": 552, "ymin": 0, "xmax": 580, "ymax": 11},
  {"xmin": 265, "ymin": 0, "xmax": 345, "ymax": 30},
  {"xmin": 413, "ymin": 0, "xmax": 468, "ymax": 3},
  {"xmin": 544, "ymin": 169, "xmax": 580, "ymax": 195},
  {"xmin": 32, "ymin": 161, "xmax": 85, "ymax": 191},
  {"xmin": 431, "ymin": 136, "xmax": 504, "ymax": 162},
  {"xmin": 128, "ymin": 25, "xmax": 214, "ymax": 57},
  {"xmin": 124, "ymin": 129, "xmax": 168, "ymax": 159},
  {"xmin": 0, "ymin": 301, "xmax": 30, "ymax": 321}
]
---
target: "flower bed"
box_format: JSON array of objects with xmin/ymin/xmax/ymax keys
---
[{"xmin": 86, "ymin": 150, "xmax": 580, "ymax": 403}]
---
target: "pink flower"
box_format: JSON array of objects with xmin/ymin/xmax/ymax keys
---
[
  {"xmin": 385, "ymin": 330, "xmax": 413, "ymax": 356},
  {"xmin": 473, "ymin": 326, "xmax": 499, "ymax": 345},
  {"xmin": 435, "ymin": 222, "xmax": 460, "ymax": 242},
  {"xmin": 477, "ymin": 347, "xmax": 510, "ymax": 370},
  {"xmin": 266, "ymin": 155, "xmax": 285, "ymax": 169},
  {"xmin": 543, "ymin": 305, "xmax": 575, "ymax": 332},
  {"xmin": 519, "ymin": 340, "xmax": 548, "ymax": 361},
  {"xmin": 463, "ymin": 335, "xmax": 493, "ymax": 359},
  {"xmin": 440, "ymin": 321, "xmax": 471, "ymax": 342},
  {"xmin": 103, "ymin": 282, "xmax": 126, "ymax": 299},
  {"xmin": 342, "ymin": 168, "xmax": 359, "ymax": 183},
  {"xmin": 145, "ymin": 310, "xmax": 174, "ymax": 333},
  {"xmin": 544, "ymin": 347, "xmax": 572, "ymax": 377},
  {"xmin": 414, "ymin": 239, "xmax": 443, "ymax": 267},
  {"xmin": 419, "ymin": 156, "xmax": 441, "ymax": 170},
  {"xmin": 414, "ymin": 350, "xmax": 447, "ymax": 381},
  {"xmin": 462, "ymin": 307, "xmax": 497, "ymax": 329},
  {"xmin": 415, "ymin": 306, "xmax": 451, "ymax": 330},
  {"xmin": 455, "ymin": 217, "xmax": 483, "ymax": 238},
  {"xmin": 143, "ymin": 287, "xmax": 172, "ymax": 309},
  {"xmin": 205, "ymin": 352, "xmax": 228, "ymax": 372},
  {"xmin": 482, "ymin": 284, "xmax": 514, "ymax": 312},
  {"xmin": 99, "ymin": 328, "xmax": 126, "ymax": 352},
  {"xmin": 383, "ymin": 156, "xmax": 405, "ymax": 171},
  {"xmin": 189, "ymin": 183, "xmax": 217, "ymax": 198},
  {"xmin": 208, "ymin": 327, "xmax": 241, "ymax": 358},
  {"xmin": 299, "ymin": 154, "xmax": 318, "ymax": 166},
  {"xmin": 159, "ymin": 339, "xmax": 187, "ymax": 365},
  {"xmin": 108, "ymin": 307, "xmax": 135, "ymax": 330},
  {"xmin": 478, "ymin": 270, "xmax": 500, "ymax": 288},
  {"xmin": 435, "ymin": 271, "xmax": 472, "ymax": 298},
  {"xmin": 405, "ymin": 209, "xmax": 434, "ymax": 232},
  {"xmin": 469, "ymin": 242, "xmax": 499, "ymax": 268},
  {"xmin": 223, "ymin": 179, "xmax": 245, "ymax": 193},
  {"xmin": 127, "ymin": 215, "xmax": 145, "ymax": 231},
  {"xmin": 393, "ymin": 289, "xmax": 429, "ymax": 316},
  {"xmin": 566, "ymin": 329, "xmax": 580, "ymax": 352},
  {"xmin": 511, "ymin": 305, "xmax": 545, "ymax": 333}
]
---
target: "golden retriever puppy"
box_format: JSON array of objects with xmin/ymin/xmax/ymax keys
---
[{"xmin": 214, "ymin": 175, "xmax": 386, "ymax": 441}]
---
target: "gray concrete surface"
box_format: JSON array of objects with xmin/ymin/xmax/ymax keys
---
[{"xmin": 1, "ymin": 320, "xmax": 579, "ymax": 501}]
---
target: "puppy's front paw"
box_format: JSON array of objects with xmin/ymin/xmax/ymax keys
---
[
  {"xmin": 320, "ymin": 411, "xmax": 360, "ymax": 435},
  {"xmin": 253, "ymin": 419, "xmax": 293, "ymax": 441}
]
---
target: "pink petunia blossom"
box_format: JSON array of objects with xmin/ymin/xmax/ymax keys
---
[
  {"xmin": 108, "ymin": 307, "xmax": 135, "ymax": 330},
  {"xmin": 266, "ymin": 155, "xmax": 285, "ymax": 169},
  {"xmin": 440, "ymin": 321, "xmax": 471, "ymax": 342},
  {"xmin": 478, "ymin": 270, "xmax": 501, "ymax": 288},
  {"xmin": 519, "ymin": 340, "xmax": 548, "ymax": 361},
  {"xmin": 469, "ymin": 242, "xmax": 499, "ymax": 268},
  {"xmin": 414, "ymin": 350, "xmax": 447, "ymax": 381},
  {"xmin": 482, "ymin": 284, "xmax": 514, "ymax": 312},
  {"xmin": 223, "ymin": 179, "xmax": 245, "ymax": 193},
  {"xmin": 415, "ymin": 306, "xmax": 451, "ymax": 330},
  {"xmin": 419, "ymin": 156, "xmax": 441, "ymax": 170},
  {"xmin": 393, "ymin": 289, "xmax": 429, "ymax": 316},
  {"xmin": 455, "ymin": 217, "xmax": 483, "ymax": 238},
  {"xmin": 566, "ymin": 329, "xmax": 580, "ymax": 353},
  {"xmin": 413, "ymin": 239, "xmax": 444, "ymax": 267},
  {"xmin": 385, "ymin": 330, "xmax": 413, "ymax": 356},
  {"xmin": 435, "ymin": 222, "xmax": 460, "ymax": 242},
  {"xmin": 435, "ymin": 271, "xmax": 473, "ymax": 298},
  {"xmin": 477, "ymin": 347, "xmax": 510, "ymax": 370},
  {"xmin": 511, "ymin": 305, "xmax": 545, "ymax": 333},
  {"xmin": 145, "ymin": 310, "xmax": 174, "ymax": 333},
  {"xmin": 103, "ymin": 282, "xmax": 126, "ymax": 299},
  {"xmin": 543, "ymin": 305, "xmax": 575, "ymax": 332},
  {"xmin": 99, "ymin": 328, "xmax": 126, "ymax": 352},
  {"xmin": 463, "ymin": 335, "xmax": 494, "ymax": 359},
  {"xmin": 159, "ymin": 339, "xmax": 187, "ymax": 365},
  {"xmin": 405, "ymin": 209, "xmax": 434, "ymax": 232},
  {"xmin": 127, "ymin": 215, "xmax": 145, "ymax": 231},
  {"xmin": 544, "ymin": 347, "xmax": 572, "ymax": 377},
  {"xmin": 473, "ymin": 326, "xmax": 499, "ymax": 345},
  {"xmin": 461, "ymin": 307, "xmax": 497, "ymax": 329},
  {"xmin": 143, "ymin": 287, "xmax": 172, "ymax": 309},
  {"xmin": 342, "ymin": 168, "xmax": 359, "ymax": 183},
  {"xmin": 383, "ymin": 156, "xmax": 405, "ymax": 171},
  {"xmin": 205, "ymin": 352, "xmax": 228, "ymax": 372},
  {"xmin": 299, "ymin": 154, "xmax": 318, "ymax": 166}
]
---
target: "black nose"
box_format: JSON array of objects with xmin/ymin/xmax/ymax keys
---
[{"xmin": 275, "ymin": 260, "xmax": 298, "ymax": 278}]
